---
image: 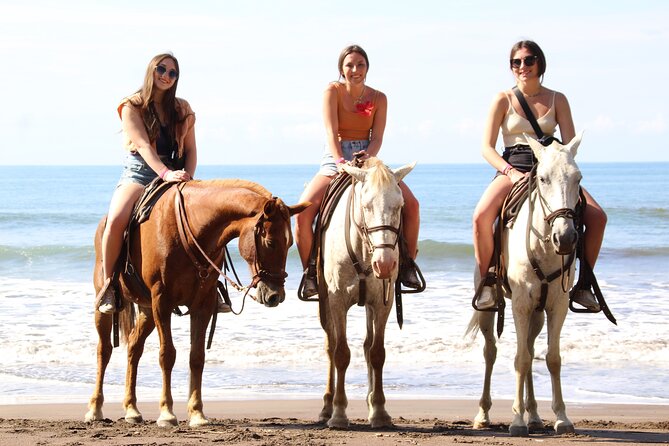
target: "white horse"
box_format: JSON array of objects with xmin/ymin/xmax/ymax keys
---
[
  {"xmin": 317, "ymin": 157, "xmax": 415, "ymax": 429},
  {"xmin": 467, "ymin": 133, "xmax": 584, "ymax": 436}
]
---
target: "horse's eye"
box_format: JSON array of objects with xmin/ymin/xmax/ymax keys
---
[{"xmin": 539, "ymin": 176, "xmax": 548, "ymax": 184}]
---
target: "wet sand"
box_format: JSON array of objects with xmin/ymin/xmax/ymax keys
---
[{"xmin": 1, "ymin": 399, "xmax": 667, "ymax": 445}]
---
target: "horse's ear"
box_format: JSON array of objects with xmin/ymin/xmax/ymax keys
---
[
  {"xmin": 524, "ymin": 133, "xmax": 546, "ymax": 163},
  {"xmin": 564, "ymin": 131, "xmax": 584, "ymax": 158},
  {"xmin": 341, "ymin": 164, "xmax": 368, "ymax": 182},
  {"xmin": 263, "ymin": 199, "xmax": 277, "ymax": 217},
  {"xmin": 392, "ymin": 162, "xmax": 416, "ymax": 182},
  {"xmin": 288, "ymin": 201, "xmax": 311, "ymax": 216}
]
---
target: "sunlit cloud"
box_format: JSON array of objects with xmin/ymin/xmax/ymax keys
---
[{"xmin": 634, "ymin": 114, "xmax": 666, "ymax": 134}]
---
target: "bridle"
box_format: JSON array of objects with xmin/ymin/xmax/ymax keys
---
[
  {"xmin": 174, "ymin": 183, "xmax": 288, "ymax": 305},
  {"xmin": 344, "ymin": 176, "xmax": 401, "ymax": 306},
  {"xmin": 526, "ymin": 165, "xmax": 578, "ymax": 311}
]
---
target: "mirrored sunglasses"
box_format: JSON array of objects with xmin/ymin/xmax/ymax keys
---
[{"xmin": 155, "ymin": 65, "xmax": 178, "ymax": 80}]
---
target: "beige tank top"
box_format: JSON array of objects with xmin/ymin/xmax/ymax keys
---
[{"xmin": 501, "ymin": 91, "xmax": 557, "ymax": 147}]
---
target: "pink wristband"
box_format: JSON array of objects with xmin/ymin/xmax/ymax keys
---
[
  {"xmin": 336, "ymin": 157, "xmax": 345, "ymax": 165},
  {"xmin": 159, "ymin": 167, "xmax": 169, "ymax": 179},
  {"xmin": 502, "ymin": 164, "xmax": 513, "ymax": 175}
]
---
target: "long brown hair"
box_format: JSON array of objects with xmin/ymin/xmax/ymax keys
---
[{"xmin": 129, "ymin": 53, "xmax": 184, "ymax": 147}]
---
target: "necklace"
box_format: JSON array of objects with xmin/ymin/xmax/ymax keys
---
[
  {"xmin": 520, "ymin": 87, "xmax": 542, "ymax": 98},
  {"xmin": 352, "ymin": 86, "xmax": 366, "ymax": 104}
]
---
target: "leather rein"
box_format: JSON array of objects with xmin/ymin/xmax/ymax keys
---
[
  {"xmin": 344, "ymin": 177, "xmax": 400, "ymax": 307},
  {"xmin": 174, "ymin": 183, "xmax": 288, "ymax": 310}
]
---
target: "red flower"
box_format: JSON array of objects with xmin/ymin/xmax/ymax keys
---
[{"xmin": 356, "ymin": 101, "xmax": 374, "ymax": 117}]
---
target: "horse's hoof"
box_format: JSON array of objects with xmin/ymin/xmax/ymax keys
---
[
  {"xmin": 327, "ymin": 416, "xmax": 350, "ymax": 429},
  {"xmin": 473, "ymin": 419, "xmax": 490, "ymax": 429},
  {"xmin": 370, "ymin": 417, "xmax": 394, "ymax": 429},
  {"xmin": 527, "ymin": 420, "xmax": 544, "ymax": 432},
  {"xmin": 554, "ymin": 420, "xmax": 575, "ymax": 435},
  {"xmin": 509, "ymin": 424, "xmax": 529, "ymax": 437},
  {"xmin": 472, "ymin": 411, "xmax": 490, "ymax": 429},
  {"xmin": 156, "ymin": 417, "xmax": 178, "ymax": 428},
  {"xmin": 84, "ymin": 409, "xmax": 103, "ymax": 422},
  {"xmin": 189, "ymin": 417, "xmax": 210, "ymax": 427},
  {"xmin": 124, "ymin": 414, "xmax": 144, "ymax": 424}
]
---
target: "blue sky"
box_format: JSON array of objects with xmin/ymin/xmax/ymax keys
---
[{"xmin": 1, "ymin": 0, "xmax": 667, "ymax": 165}]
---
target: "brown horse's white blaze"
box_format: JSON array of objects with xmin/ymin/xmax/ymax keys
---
[
  {"xmin": 85, "ymin": 179, "xmax": 308, "ymax": 427},
  {"xmin": 318, "ymin": 157, "xmax": 415, "ymax": 429},
  {"xmin": 467, "ymin": 133, "xmax": 584, "ymax": 437}
]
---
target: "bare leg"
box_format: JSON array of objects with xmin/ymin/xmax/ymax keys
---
[
  {"xmin": 472, "ymin": 176, "xmax": 513, "ymax": 278},
  {"xmin": 101, "ymin": 183, "xmax": 145, "ymax": 280},
  {"xmin": 295, "ymin": 174, "xmax": 332, "ymax": 268},
  {"xmin": 399, "ymin": 182, "xmax": 419, "ymax": 259},
  {"xmin": 581, "ymin": 187, "xmax": 607, "ymax": 268}
]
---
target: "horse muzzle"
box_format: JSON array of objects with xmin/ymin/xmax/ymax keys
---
[
  {"xmin": 256, "ymin": 281, "xmax": 285, "ymax": 307},
  {"xmin": 552, "ymin": 227, "xmax": 578, "ymax": 255},
  {"xmin": 371, "ymin": 249, "xmax": 398, "ymax": 279}
]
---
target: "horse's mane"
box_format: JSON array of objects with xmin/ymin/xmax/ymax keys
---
[
  {"xmin": 362, "ymin": 157, "xmax": 394, "ymax": 189},
  {"xmin": 204, "ymin": 179, "xmax": 272, "ymax": 198}
]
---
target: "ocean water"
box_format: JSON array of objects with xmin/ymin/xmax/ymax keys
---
[{"xmin": 0, "ymin": 163, "xmax": 668, "ymax": 409}]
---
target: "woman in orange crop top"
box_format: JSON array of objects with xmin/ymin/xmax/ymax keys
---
[
  {"xmin": 295, "ymin": 44, "xmax": 421, "ymax": 297},
  {"xmin": 472, "ymin": 40, "xmax": 607, "ymax": 311}
]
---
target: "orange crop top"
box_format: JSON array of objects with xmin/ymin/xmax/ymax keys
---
[{"xmin": 333, "ymin": 82, "xmax": 377, "ymax": 141}]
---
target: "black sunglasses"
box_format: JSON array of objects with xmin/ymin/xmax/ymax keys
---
[
  {"xmin": 510, "ymin": 55, "xmax": 538, "ymax": 69},
  {"xmin": 155, "ymin": 65, "xmax": 178, "ymax": 80}
]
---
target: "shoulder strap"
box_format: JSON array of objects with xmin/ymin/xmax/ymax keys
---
[{"xmin": 512, "ymin": 86, "xmax": 544, "ymax": 139}]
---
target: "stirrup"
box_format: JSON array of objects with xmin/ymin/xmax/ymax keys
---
[
  {"xmin": 96, "ymin": 278, "xmax": 117, "ymax": 314},
  {"xmin": 472, "ymin": 272, "xmax": 498, "ymax": 312},
  {"xmin": 569, "ymin": 287, "xmax": 601, "ymax": 313},
  {"xmin": 399, "ymin": 258, "xmax": 426, "ymax": 293},
  {"xmin": 217, "ymin": 295, "xmax": 232, "ymax": 313},
  {"xmin": 297, "ymin": 268, "xmax": 319, "ymax": 301}
]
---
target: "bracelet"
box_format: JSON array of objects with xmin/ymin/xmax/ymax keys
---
[
  {"xmin": 159, "ymin": 167, "xmax": 169, "ymax": 179},
  {"xmin": 502, "ymin": 164, "xmax": 513, "ymax": 175},
  {"xmin": 336, "ymin": 157, "xmax": 346, "ymax": 165}
]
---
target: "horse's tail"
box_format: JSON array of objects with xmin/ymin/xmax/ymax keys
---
[
  {"xmin": 464, "ymin": 311, "xmax": 481, "ymax": 341},
  {"xmin": 118, "ymin": 303, "xmax": 136, "ymax": 345}
]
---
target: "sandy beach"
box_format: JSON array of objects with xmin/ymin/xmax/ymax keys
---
[{"xmin": 1, "ymin": 399, "xmax": 667, "ymax": 445}]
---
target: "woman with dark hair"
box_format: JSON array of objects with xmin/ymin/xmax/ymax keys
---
[
  {"xmin": 96, "ymin": 53, "xmax": 205, "ymax": 313},
  {"xmin": 472, "ymin": 40, "xmax": 607, "ymax": 310},
  {"xmin": 295, "ymin": 44, "xmax": 421, "ymax": 297}
]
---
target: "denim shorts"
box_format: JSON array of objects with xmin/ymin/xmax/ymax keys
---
[
  {"xmin": 318, "ymin": 140, "xmax": 369, "ymax": 177},
  {"xmin": 117, "ymin": 152, "xmax": 159, "ymax": 187}
]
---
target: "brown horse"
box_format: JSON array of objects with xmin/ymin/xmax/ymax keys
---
[{"xmin": 85, "ymin": 179, "xmax": 308, "ymax": 427}]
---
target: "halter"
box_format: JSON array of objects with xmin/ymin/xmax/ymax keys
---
[
  {"xmin": 174, "ymin": 183, "xmax": 288, "ymax": 305},
  {"xmin": 344, "ymin": 176, "xmax": 401, "ymax": 306}
]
